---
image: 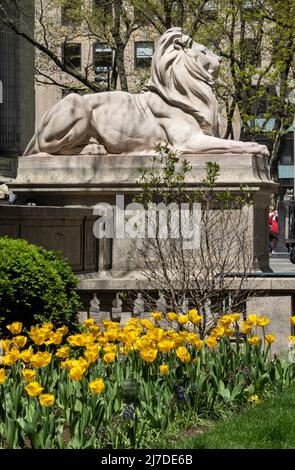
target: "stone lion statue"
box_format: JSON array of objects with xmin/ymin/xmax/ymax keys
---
[{"xmin": 24, "ymin": 27, "xmax": 267, "ymax": 157}]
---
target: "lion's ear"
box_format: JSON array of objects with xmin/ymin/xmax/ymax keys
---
[{"xmin": 173, "ymin": 38, "xmax": 184, "ymax": 50}]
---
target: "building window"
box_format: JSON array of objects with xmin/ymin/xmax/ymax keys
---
[
  {"xmin": 93, "ymin": 43, "xmax": 113, "ymax": 73},
  {"xmin": 202, "ymin": 0, "xmax": 218, "ymax": 20},
  {"xmin": 62, "ymin": 43, "xmax": 82, "ymax": 71},
  {"xmin": 61, "ymin": 0, "xmax": 82, "ymax": 26},
  {"xmin": 135, "ymin": 42, "xmax": 154, "ymax": 68},
  {"xmin": 93, "ymin": 0, "xmax": 112, "ymax": 15},
  {"xmin": 280, "ymin": 139, "xmax": 294, "ymax": 165},
  {"xmin": 242, "ymin": 0, "xmax": 258, "ymax": 10},
  {"xmin": 256, "ymin": 86, "xmax": 277, "ymax": 118},
  {"xmin": 243, "ymin": 37, "xmax": 261, "ymax": 67}
]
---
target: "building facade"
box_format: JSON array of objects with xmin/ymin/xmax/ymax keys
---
[{"xmin": 0, "ymin": 1, "xmax": 35, "ymax": 178}]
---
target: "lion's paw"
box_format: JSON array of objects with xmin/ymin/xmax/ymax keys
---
[
  {"xmin": 80, "ymin": 144, "xmax": 108, "ymax": 155},
  {"xmin": 250, "ymin": 142, "xmax": 269, "ymax": 157}
]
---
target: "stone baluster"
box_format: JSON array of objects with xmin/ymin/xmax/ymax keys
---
[
  {"xmin": 112, "ymin": 293, "xmax": 123, "ymax": 322},
  {"xmin": 133, "ymin": 293, "xmax": 145, "ymax": 317},
  {"xmin": 156, "ymin": 293, "xmax": 167, "ymax": 314},
  {"xmin": 89, "ymin": 292, "xmax": 111, "ymax": 324}
]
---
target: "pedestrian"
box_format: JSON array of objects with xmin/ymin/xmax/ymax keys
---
[{"xmin": 269, "ymin": 207, "xmax": 278, "ymax": 253}]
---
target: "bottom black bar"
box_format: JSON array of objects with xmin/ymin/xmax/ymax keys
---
[{"xmin": 0, "ymin": 449, "xmax": 290, "ymax": 468}]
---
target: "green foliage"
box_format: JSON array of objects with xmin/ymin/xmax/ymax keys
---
[
  {"xmin": 172, "ymin": 384, "xmax": 295, "ymax": 449},
  {"xmin": 135, "ymin": 145, "xmax": 250, "ymax": 209},
  {"xmin": 1, "ymin": 318, "xmax": 295, "ymax": 449},
  {"xmin": 0, "ymin": 237, "xmax": 81, "ymax": 333}
]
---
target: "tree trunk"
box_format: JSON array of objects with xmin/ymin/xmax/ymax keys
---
[
  {"xmin": 115, "ymin": 43, "xmax": 129, "ymax": 92},
  {"xmin": 269, "ymin": 129, "xmax": 283, "ymax": 183},
  {"xmin": 112, "ymin": 0, "xmax": 129, "ymax": 92}
]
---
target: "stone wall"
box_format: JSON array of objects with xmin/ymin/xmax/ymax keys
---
[{"xmin": 0, "ymin": 1, "xmax": 35, "ymax": 177}]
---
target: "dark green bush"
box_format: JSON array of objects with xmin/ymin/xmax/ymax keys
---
[{"xmin": 0, "ymin": 237, "xmax": 81, "ymax": 333}]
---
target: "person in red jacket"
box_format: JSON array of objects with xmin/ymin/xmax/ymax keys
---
[{"xmin": 269, "ymin": 207, "xmax": 278, "ymax": 252}]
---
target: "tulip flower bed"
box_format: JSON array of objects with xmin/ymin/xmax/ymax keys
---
[{"xmin": 1, "ymin": 312, "xmax": 295, "ymax": 449}]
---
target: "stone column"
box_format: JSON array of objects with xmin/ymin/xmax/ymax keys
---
[{"xmin": 0, "ymin": 1, "xmax": 35, "ymax": 177}]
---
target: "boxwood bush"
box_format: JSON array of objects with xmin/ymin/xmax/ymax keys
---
[{"xmin": 0, "ymin": 237, "xmax": 81, "ymax": 333}]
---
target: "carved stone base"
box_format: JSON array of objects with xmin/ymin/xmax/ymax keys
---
[{"xmin": 0, "ymin": 153, "xmax": 277, "ymax": 281}]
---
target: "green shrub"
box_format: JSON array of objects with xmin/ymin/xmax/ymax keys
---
[{"xmin": 0, "ymin": 237, "xmax": 81, "ymax": 333}]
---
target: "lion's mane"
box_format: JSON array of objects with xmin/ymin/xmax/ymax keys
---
[{"xmin": 144, "ymin": 27, "xmax": 219, "ymax": 136}]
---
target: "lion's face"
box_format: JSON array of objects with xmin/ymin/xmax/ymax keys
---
[{"xmin": 188, "ymin": 40, "xmax": 220, "ymax": 80}]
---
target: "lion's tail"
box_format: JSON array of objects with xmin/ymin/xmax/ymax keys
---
[{"xmin": 23, "ymin": 134, "xmax": 39, "ymax": 156}]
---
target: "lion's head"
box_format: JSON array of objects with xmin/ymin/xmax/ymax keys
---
[{"xmin": 144, "ymin": 27, "xmax": 221, "ymax": 136}]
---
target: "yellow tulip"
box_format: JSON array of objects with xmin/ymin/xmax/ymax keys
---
[
  {"xmin": 84, "ymin": 318, "xmax": 95, "ymax": 327},
  {"xmin": 12, "ymin": 335, "xmax": 27, "ymax": 348},
  {"xmin": 46, "ymin": 332, "xmax": 63, "ymax": 345},
  {"xmin": 25, "ymin": 381, "xmax": 44, "ymax": 397},
  {"xmin": 88, "ymin": 325, "xmax": 100, "ymax": 337},
  {"xmin": 173, "ymin": 334, "xmax": 186, "ymax": 347},
  {"xmin": 247, "ymin": 314, "xmax": 257, "ymax": 325},
  {"xmin": 211, "ymin": 326, "xmax": 224, "ymax": 337},
  {"xmin": 289, "ymin": 316, "xmax": 295, "ymax": 325},
  {"xmin": 140, "ymin": 348, "xmax": 158, "ymax": 363},
  {"xmin": 39, "ymin": 393, "xmax": 55, "ymax": 406},
  {"xmin": 67, "ymin": 334, "xmax": 84, "ymax": 347},
  {"xmin": 188, "ymin": 311, "xmax": 202, "ymax": 325},
  {"xmin": 289, "ymin": 335, "xmax": 295, "ymax": 343},
  {"xmin": 6, "ymin": 322, "xmax": 23, "ymax": 335},
  {"xmin": 158, "ymin": 339, "xmax": 175, "ymax": 353},
  {"xmin": 84, "ymin": 350, "xmax": 99, "ymax": 363},
  {"xmin": 29, "ymin": 327, "xmax": 46, "ymax": 346},
  {"xmin": 56, "ymin": 325, "xmax": 69, "ymax": 336},
  {"xmin": 41, "ymin": 322, "xmax": 54, "ymax": 332},
  {"xmin": 0, "ymin": 340, "xmax": 11, "ymax": 353},
  {"xmin": 104, "ymin": 329, "xmax": 120, "ymax": 342},
  {"xmin": 97, "ymin": 335, "xmax": 108, "ymax": 347},
  {"xmin": 265, "ymin": 334, "xmax": 276, "ymax": 345},
  {"xmin": 159, "ymin": 364, "xmax": 169, "ymax": 375},
  {"xmin": 103, "ymin": 352, "xmax": 116, "ymax": 364},
  {"xmin": 69, "ymin": 365, "xmax": 84, "ymax": 381},
  {"xmin": 248, "ymin": 394, "xmax": 261, "ymax": 404},
  {"xmin": 176, "ymin": 346, "xmax": 191, "ymax": 363},
  {"xmin": 224, "ymin": 327, "xmax": 234, "ymax": 337},
  {"xmin": 247, "ymin": 335, "xmax": 260, "ymax": 346},
  {"xmin": 167, "ymin": 312, "xmax": 178, "ymax": 322},
  {"xmin": 20, "ymin": 348, "xmax": 34, "ymax": 363},
  {"xmin": 103, "ymin": 344, "xmax": 117, "ymax": 354},
  {"xmin": 178, "ymin": 315, "xmax": 189, "ymax": 325},
  {"xmin": 188, "ymin": 308, "xmax": 198, "ymax": 317},
  {"xmin": 193, "ymin": 339, "xmax": 203, "ymax": 350},
  {"xmin": 77, "ymin": 357, "xmax": 89, "ymax": 372},
  {"xmin": 120, "ymin": 344, "xmax": 131, "ymax": 355},
  {"xmin": 241, "ymin": 321, "xmax": 252, "ymax": 335},
  {"xmin": 218, "ymin": 315, "xmax": 232, "ymax": 328},
  {"xmin": 152, "ymin": 312, "xmax": 163, "ymax": 322},
  {"xmin": 256, "ymin": 316, "xmax": 270, "ymax": 327},
  {"xmin": 0, "ymin": 368, "xmax": 6, "ymax": 385},
  {"xmin": 89, "ymin": 378, "xmax": 105, "ymax": 394},
  {"xmin": 30, "ymin": 351, "xmax": 52, "ymax": 368},
  {"xmin": 230, "ymin": 313, "xmax": 241, "ymax": 323},
  {"xmin": 205, "ymin": 336, "xmax": 218, "ymax": 348},
  {"xmin": 150, "ymin": 328, "xmax": 165, "ymax": 342},
  {"xmin": 140, "ymin": 319, "xmax": 154, "ymax": 330},
  {"xmin": 55, "ymin": 346, "xmax": 70, "ymax": 359},
  {"xmin": 2, "ymin": 348, "xmax": 20, "ymax": 366},
  {"xmin": 86, "ymin": 344, "xmax": 101, "ymax": 354},
  {"xmin": 22, "ymin": 369, "xmax": 36, "ymax": 382}
]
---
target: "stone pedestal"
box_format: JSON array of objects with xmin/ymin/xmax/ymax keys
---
[
  {"xmin": 247, "ymin": 296, "xmax": 292, "ymax": 354},
  {"xmin": 0, "ymin": 152, "xmax": 277, "ymax": 293}
]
